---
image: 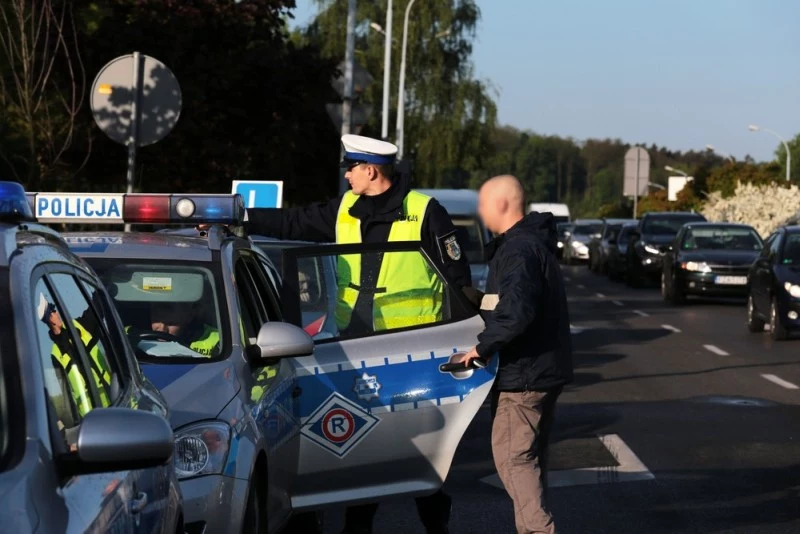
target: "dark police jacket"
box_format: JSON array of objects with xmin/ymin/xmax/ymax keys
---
[
  {"xmin": 244, "ymin": 174, "xmax": 472, "ymax": 290},
  {"xmin": 475, "ymin": 212, "xmax": 573, "ymax": 391}
]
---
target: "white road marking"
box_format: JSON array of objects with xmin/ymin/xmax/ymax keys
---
[
  {"xmin": 661, "ymin": 324, "xmax": 681, "ymax": 333},
  {"xmin": 577, "ymin": 284, "xmax": 586, "ymax": 289},
  {"xmin": 761, "ymin": 374, "xmax": 800, "ymax": 390},
  {"xmin": 570, "ymin": 324, "xmax": 587, "ymax": 334},
  {"xmin": 596, "ymin": 292, "xmax": 606, "ymax": 298},
  {"xmin": 612, "ymin": 300, "xmax": 624, "ymax": 307},
  {"xmin": 480, "ymin": 434, "xmax": 654, "ymax": 489},
  {"xmin": 703, "ymin": 344, "xmax": 729, "ymax": 356},
  {"xmin": 633, "ymin": 310, "xmax": 649, "ymax": 317}
]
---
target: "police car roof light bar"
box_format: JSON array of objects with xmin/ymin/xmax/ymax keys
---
[
  {"xmin": 26, "ymin": 192, "xmax": 245, "ymax": 226},
  {"xmin": 0, "ymin": 181, "xmax": 36, "ymax": 223}
]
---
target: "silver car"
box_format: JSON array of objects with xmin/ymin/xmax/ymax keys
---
[
  {"xmin": 564, "ymin": 219, "xmax": 603, "ymax": 264},
  {"xmin": 0, "ymin": 182, "xmax": 182, "ymax": 533},
  {"xmin": 33, "ymin": 191, "xmax": 496, "ymax": 532}
]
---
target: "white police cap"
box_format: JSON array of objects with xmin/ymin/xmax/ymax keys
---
[
  {"xmin": 37, "ymin": 293, "xmax": 50, "ymax": 322},
  {"xmin": 341, "ymin": 134, "xmax": 398, "ymax": 167}
]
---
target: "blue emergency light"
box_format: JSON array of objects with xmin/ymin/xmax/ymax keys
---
[
  {"xmin": 24, "ymin": 192, "xmax": 246, "ymax": 225},
  {"xmin": 0, "ymin": 181, "xmax": 35, "ymax": 222}
]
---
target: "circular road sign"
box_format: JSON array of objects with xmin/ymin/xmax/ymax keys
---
[{"xmin": 90, "ymin": 54, "xmax": 182, "ymax": 147}]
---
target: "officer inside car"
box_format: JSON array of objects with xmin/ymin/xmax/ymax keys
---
[{"xmin": 244, "ymin": 134, "xmax": 470, "ymax": 534}]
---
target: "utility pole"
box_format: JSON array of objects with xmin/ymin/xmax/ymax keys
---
[{"xmin": 340, "ymin": 0, "xmax": 357, "ymax": 195}]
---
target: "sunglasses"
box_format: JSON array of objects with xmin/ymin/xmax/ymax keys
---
[{"xmin": 341, "ymin": 160, "xmax": 365, "ymax": 171}]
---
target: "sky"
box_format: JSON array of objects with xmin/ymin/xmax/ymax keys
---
[{"xmin": 289, "ymin": 0, "xmax": 799, "ymax": 162}]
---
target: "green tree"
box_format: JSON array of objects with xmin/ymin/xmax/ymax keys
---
[{"xmin": 301, "ymin": 0, "xmax": 496, "ymax": 187}]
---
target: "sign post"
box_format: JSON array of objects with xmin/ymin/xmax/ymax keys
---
[
  {"xmin": 90, "ymin": 53, "xmax": 182, "ymax": 230},
  {"xmin": 624, "ymin": 147, "xmax": 651, "ymax": 218}
]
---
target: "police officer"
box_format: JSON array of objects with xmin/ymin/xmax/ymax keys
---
[
  {"xmin": 244, "ymin": 134, "xmax": 469, "ymax": 534},
  {"xmin": 38, "ymin": 293, "xmax": 112, "ymax": 417},
  {"xmin": 126, "ymin": 300, "xmax": 220, "ymax": 357}
]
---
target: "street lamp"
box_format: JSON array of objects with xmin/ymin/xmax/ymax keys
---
[
  {"xmin": 396, "ymin": 0, "xmax": 419, "ymax": 159},
  {"xmin": 705, "ymin": 144, "xmax": 735, "ymax": 163},
  {"xmin": 748, "ymin": 124, "xmax": 791, "ymax": 182},
  {"xmin": 373, "ymin": 1, "xmax": 393, "ymax": 140},
  {"xmin": 664, "ymin": 165, "xmax": 688, "ymax": 177},
  {"xmin": 648, "ymin": 183, "xmax": 666, "ymax": 191}
]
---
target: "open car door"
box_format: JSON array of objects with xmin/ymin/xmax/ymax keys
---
[{"xmin": 280, "ymin": 241, "xmax": 497, "ymax": 510}]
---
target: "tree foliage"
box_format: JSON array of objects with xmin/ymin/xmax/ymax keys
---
[{"xmin": 300, "ymin": 0, "xmax": 496, "ymax": 188}]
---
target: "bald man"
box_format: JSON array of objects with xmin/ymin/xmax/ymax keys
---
[{"xmin": 460, "ymin": 175, "xmax": 573, "ymax": 534}]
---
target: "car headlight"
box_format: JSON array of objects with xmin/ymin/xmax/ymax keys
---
[
  {"xmin": 174, "ymin": 421, "xmax": 231, "ymax": 479},
  {"xmin": 642, "ymin": 243, "xmax": 661, "ymax": 255},
  {"xmin": 571, "ymin": 241, "xmax": 587, "ymax": 250},
  {"xmin": 784, "ymin": 282, "xmax": 800, "ymax": 298},
  {"xmin": 681, "ymin": 261, "xmax": 712, "ymax": 273},
  {"xmin": 557, "ymin": 241, "xmax": 564, "ymax": 248}
]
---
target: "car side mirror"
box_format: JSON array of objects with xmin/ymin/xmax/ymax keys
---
[
  {"xmin": 254, "ymin": 322, "xmax": 314, "ymax": 361},
  {"xmin": 60, "ymin": 408, "xmax": 173, "ymax": 477}
]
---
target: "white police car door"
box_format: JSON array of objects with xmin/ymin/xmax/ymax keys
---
[{"xmin": 279, "ymin": 241, "xmax": 496, "ymax": 510}]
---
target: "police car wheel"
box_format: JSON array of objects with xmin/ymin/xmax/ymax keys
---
[{"xmin": 243, "ymin": 476, "xmax": 267, "ymax": 534}]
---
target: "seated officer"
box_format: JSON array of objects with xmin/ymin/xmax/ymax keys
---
[{"xmin": 144, "ymin": 300, "xmax": 221, "ymax": 357}]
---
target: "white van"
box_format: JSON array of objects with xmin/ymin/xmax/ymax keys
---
[{"xmin": 527, "ymin": 202, "xmax": 571, "ymax": 223}]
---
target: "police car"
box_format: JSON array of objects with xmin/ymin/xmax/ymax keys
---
[
  {"xmin": 29, "ymin": 190, "xmax": 498, "ymax": 532},
  {"xmin": 0, "ymin": 182, "xmax": 183, "ymax": 533}
]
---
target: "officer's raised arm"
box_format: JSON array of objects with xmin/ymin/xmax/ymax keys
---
[
  {"xmin": 243, "ymin": 196, "xmax": 341, "ymax": 243},
  {"xmin": 422, "ymin": 199, "xmax": 473, "ymax": 288}
]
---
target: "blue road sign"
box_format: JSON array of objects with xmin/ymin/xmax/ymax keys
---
[{"xmin": 231, "ymin": 180, "xmax": 283, "ymax": 208}]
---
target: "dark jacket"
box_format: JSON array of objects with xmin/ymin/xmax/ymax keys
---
[
  {"xmin": 475, "ymin": 212, "xmax": 573, "ymax": 391},
  {"xmin": 244, "ymin": 174, "xmax": 472, "ymax": 289}
]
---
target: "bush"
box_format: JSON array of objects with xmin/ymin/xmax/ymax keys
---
[{"xmin": 702, "ymin": 181, "xmax": 800, "ymax": 236}]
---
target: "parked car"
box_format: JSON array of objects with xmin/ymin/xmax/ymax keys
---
[
  {"xmin": 0, "ymin": 182, "xmax": 182, "ymax": 533},
  {"xmin": 563, "ymin": 219, "xmax": 603, "ymax": 265},
  {"xmin": 626, "ymin": 211, "xmax": 707, "ymax": 286},
  {"xmin": 747, "ymin": 226, "xmax": 800, "ymax": 340},
  {"xmin": 416, "ymin": 189, "xmax": 492, "ymax": 291},
  {"xmin": 606, "ymin": 222, "xmax": 639, "ymax": 282},
  {"xmin": 661, "ymin": 223, "xmax": 763, "ymax": 304},
  {"xmin": 29, "ymin": 189, "xmax": 498, "ymax": 532},
  {"xmin": 588, "ymin": 219, "xmax": 636, "ymax": 274},
  {"xmin": 556, "ymin": 222, "xmax": 574, "ymax": 260}
]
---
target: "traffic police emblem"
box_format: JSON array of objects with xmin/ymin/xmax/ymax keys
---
[
  {"xmin": 354, "ymin": 372, "xmax": 381, "ymax": 401},
  {"xmin": 444, "ymin": 235, "xmax": 462, "ymax": 261},
  {"xmin": 302, "ymin": 393, "xmax": 379, "ymax": 458}
]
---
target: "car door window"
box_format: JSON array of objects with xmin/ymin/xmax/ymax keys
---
[
  {"xmin": 281, "ymin": 243, "xmax": 473, "ymax": 341},
  {"xmin": 50, "ymin": 273, "xmax": 122, "ymax": 405},
  {"xmin": 33, "ymin": 278, "xmax": 95, "ymax": 448},
  {"xmin": 235, "ymin": 257, "xmax": 265, "ymax": 343},
  {"xmin": 768, "ymin": 233, "xmax": 782, "ymax": 262}
]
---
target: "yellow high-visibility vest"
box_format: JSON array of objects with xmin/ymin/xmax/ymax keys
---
[
  {"xmin": 335, "ymin": 190, "xmax": 443, "ymax": 331},
  {"xmin": 51, "ymin": 321, "xmax": 112, "ymax": 417}
]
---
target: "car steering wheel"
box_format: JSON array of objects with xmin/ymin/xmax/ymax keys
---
[{"xmin": 130, "ymin": 330, "xmax": 183, "ymax": 344}]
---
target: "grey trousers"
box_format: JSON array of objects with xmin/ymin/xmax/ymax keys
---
[{"xmin": 491, "ymin": 388, "xmax": 561, "ymax": 534}]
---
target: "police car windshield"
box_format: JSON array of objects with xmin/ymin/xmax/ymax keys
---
[
  {"xmin": 82, "ymin": 259, "xmax": 225, "ymax": 362},
  {"xmin": 452, "ymin": 217, "xmax": 486, "ymax": 264}
]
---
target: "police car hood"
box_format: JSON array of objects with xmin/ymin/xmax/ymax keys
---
[{"xmin": 140, "ymin": 360, "xmax": 240, "ymax": 429}]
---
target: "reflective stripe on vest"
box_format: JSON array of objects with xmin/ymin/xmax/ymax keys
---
[
  {"xmin": 52, "ymin": 320, "xmax": 111, "ymax": 417},
  {"xmin": 335, "ymin": 190, "xmax": 443, "ymax": 331}
]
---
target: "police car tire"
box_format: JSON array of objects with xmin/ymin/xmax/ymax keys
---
[{"xmin": 242, "ymin": 476, "xmax": 267, "ymax": 534}]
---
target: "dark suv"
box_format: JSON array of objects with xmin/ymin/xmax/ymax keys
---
[{"xmin": 626, "ymin": 211, "xmax": 707, "ymax": 287}]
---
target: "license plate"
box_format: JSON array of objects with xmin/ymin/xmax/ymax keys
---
[{"xmin": 715, "ymin": 275, "xmax": 747, "ymax": 285}]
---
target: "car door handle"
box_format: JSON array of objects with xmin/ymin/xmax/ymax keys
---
[{"xmin": 130, "ymin": 492, "xmax": 148, "ymax": 514}]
